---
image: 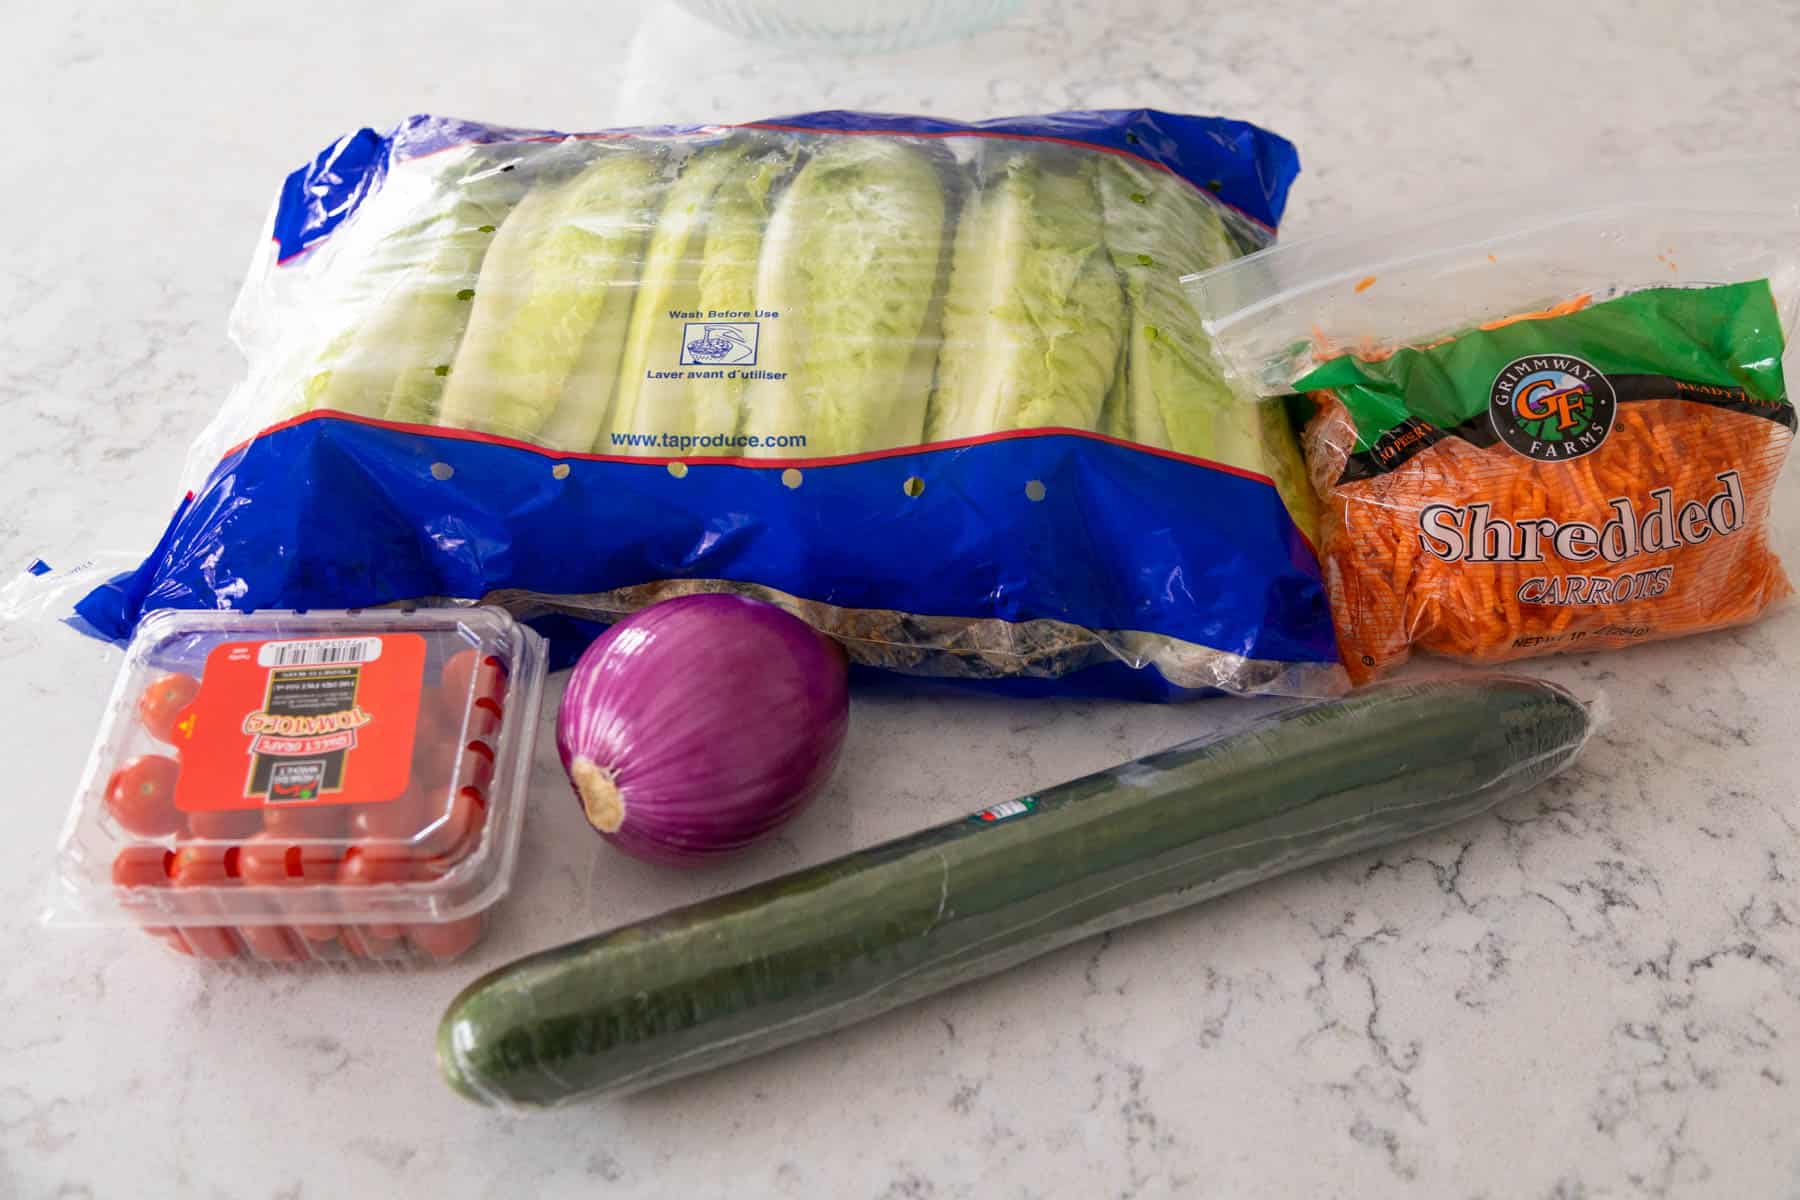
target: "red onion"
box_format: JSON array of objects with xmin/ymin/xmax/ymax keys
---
[{"xmin": 556, "ymin": 595, "xmax": 850, "ymax": 865}]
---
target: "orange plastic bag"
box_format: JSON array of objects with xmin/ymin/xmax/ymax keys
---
[
  {"xmin": 1305, "ymin": 384, "xmax": 1790, "ymax": 682},
  {"xmin": 1189, "ymin": 189, "xmax": 1800, "ymax": 683}
]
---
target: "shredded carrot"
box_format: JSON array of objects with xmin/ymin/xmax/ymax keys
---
[
  {"xmin": 1478, "ymin": 293, "xmax": 1592, "ymax": 331},
  {"xmin": 1355, "ymin": 276, "xmax": 1377, "ymax": 294},
  {"xmin": 1310, "ymin": 395, "xmax": 1791, "ymax": 683},
  {"xmin": 1313, "ymin": 294, "xmax": 1595, "ymax": 367}
]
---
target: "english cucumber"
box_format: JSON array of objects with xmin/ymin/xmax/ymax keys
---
[{"xmin": 438, "ymin": 676, "xmax": 1589, "ymax": 1107}]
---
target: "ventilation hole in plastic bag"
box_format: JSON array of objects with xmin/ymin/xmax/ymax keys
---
[
  {"xmin": 668, "ymin": 462, "xmax": 688, "ymax": 479},
  {"xmin": 1025, "ymin": 480, "xmax": 1046, "ymax": 502},
  {"xmin": 430, "ymin": 463, "xmax": 454, "ymax": 481},
  {"xmin": 551, "ymin": 463, "xmax": 571, "ymax": 480},
  {"xmin": 902, "ymin": 476, "xmax": 925, "ymax": 498},
  {"xmin": 781, "ymin": 469, "xmax": 803, "ymax": 489}
]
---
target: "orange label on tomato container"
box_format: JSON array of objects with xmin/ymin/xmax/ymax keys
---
[{"xmin": 173, "ymin": 634, "xmax": 425, "ymax": 811}]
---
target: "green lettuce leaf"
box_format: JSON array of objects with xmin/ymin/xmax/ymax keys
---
[
  {"xmin": 608, "ymin": 140, "xmax": 799, "ymax": 453},
  {"xmin": 926, "ymin": 155, "xmax": 1125, "ymax": 441},
  {"xmin": 438, "ymin": 149, "xmax": 665, "ymax": 446},
  {"xmin": 301, "ymin": 148, "xmax": 529, "ymax": 423},
  {"xmin": 1099, "ymin": 157, "xmax": 1316, "ymax": 538},
  {"xmin": 746, "ymin": 138, "xmax": 948, "ymax": 455}
]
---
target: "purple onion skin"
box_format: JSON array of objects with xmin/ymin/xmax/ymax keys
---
[{"xmin": 556, "ymin": 595, "xmax": 850, "ymax": 866}]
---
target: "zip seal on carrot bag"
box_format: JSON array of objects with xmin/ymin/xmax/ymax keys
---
[{"xmin": 1185, "ymin": 163, "xmax": 1800, "ymax": 684}]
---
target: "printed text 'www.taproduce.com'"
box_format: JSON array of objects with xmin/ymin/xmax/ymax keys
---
[{"xmin": 609, "ymin": 432, "xmax": 809, "ymax": 451}]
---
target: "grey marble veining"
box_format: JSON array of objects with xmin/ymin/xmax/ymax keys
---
[{"xmin": 3, "ymin": 2, "xmax": 1798, "ymax": 1196}]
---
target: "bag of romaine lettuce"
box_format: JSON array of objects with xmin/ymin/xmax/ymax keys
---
[{"xmin": 72, "ymin": 110, "xmax": 1342, "ymax": 699}]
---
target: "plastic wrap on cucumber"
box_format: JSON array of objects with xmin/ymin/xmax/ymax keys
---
[{"xmin": 437, "ymin": 675, "xmax": 1593, "ymax": 1108}]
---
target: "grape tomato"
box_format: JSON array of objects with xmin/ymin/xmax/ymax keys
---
[
  {"xmin": 186, "ymin": 809, "xmax": 261, "ymax": 840},
  {"xmin": 137, "ymin": 672, "xmax": 200, "ymax": 743},
  {"xmin": 111, "ymin": 845, "xmax": 174, "ymax": 888},
  {"xmin": 441, "ymin": 648, "xmax": 507, "ymax": 706},
  {"xmin": 56, "ymin": 607, "xmax": 546, "ymax": 968},
  {"xmin": 342, "ymin": 927, "xmax": 406, "ymax": 959},
  {"xmin": 105, "ymin": 755, "xmax": 182, "ymax": 837},
  {"xmin": 238, "ymin": 924, "xmax": 306, "ymax": 962},
  {"xmin": 262, "ymin": 805, "xmax": 349, "ymax": 841},
  {"xmin": 409, "ymin": 914, "xmax": 485, "ymax": 961}
]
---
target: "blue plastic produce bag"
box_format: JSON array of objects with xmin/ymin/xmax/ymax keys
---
[{"xmin": 75, "ymin": 110, "xmax": 1341, "ymax": 699}]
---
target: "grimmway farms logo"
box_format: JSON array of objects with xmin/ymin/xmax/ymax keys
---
[{"xmin": 1489, "ymin": 354, "xmax": 1616, "ymax": 461}]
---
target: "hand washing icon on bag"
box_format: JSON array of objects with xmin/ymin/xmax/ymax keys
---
[{"xmin": 681, "ymin": 322, "xmax": 759, "ymax": 366}]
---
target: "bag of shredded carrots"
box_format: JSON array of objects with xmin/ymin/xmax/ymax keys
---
[{"xmin": 1187, "ymin": 179, "xmax": 1800, "ymax": 683}]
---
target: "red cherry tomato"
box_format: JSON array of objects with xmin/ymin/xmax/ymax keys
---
[
  {"xmin": 238, "ymin": 924, "xmax": 307, "ymax": 962},
  {"xmin": 414, "ymin": 684, "xmax": 499, "ymax": 763},
  {"xmin": 408, "ymin": 692, "xmax": 458, "ymax": 789},
  {"xmin": 337, "ymin": 849, "xmax": 408, "ymax": 937},
  {"xmin": 408, "ymin": 914, "xmax": 485, "ymax": 961},
  {"xmin": 154, "ymin": 929, "xmax": 196, "ymax": 956},
  {"xmin": 440, "ymin": 649, "xmax": 506, "ymax": 705},
  {"xmin": 137, "ymin": 672, "xmax": 200, "ymax": 743},
  {"xmin": 105, "ymin": 755, "xmax": 183, "ymax": 837},
  {"xmin": 111, "ymin": 845, "xmax": 174, "ymax": 888},
  {"xmin": 466, "ymin": 697, "xmax": 504, "ymax": 742},
  {"xmin": 168, "ymin": 845, "xmax": 242, "ymax": 960},
  {"xmin": 411, "ymin": 710, "xmax": 499, "ymax": 796},
  {"xmin": 237, "ymin": 834, "xmax": 342, "ymax": 942},
  {"xmin": 427, "ymin": 739, "xmax": 498, "ymax": 793},
  {"xmin": 341, "ymin": 926, "xmax": 405, "ymax": 959},
  {"xmin": 439, "ymin": 649, "xmax": 476, "ymax": 699},
  {"xmin": 236, "ymin": 835, "xmax": 342, "ymax": 885},
  {"xmin": 423, "ymin": 787, "xmax": 484, "ymax": 867},
  {"xmin": 457, "ymin": 741, "xmax": 496, "ymax": 795},
  {"xmin": 352, "ymin": 783, "xmax": 483, "ymax": 866},
  {"xmin": 348, "ymin": 787, "xmax": 433, "ymax": 845},
  {"xmin": 416, "ymin": 684, "xmax": 459, "ymax": 740},
  {"xmin": 112, "ymin": 846, "xmax": 177, "ymax": 938},
  {"xmin": 185, "ymin": 809, "xmax": 261, "ymax": 840},
  {"xmin": 182, "ymin": 928, "xmax": 242, "ymax": 959},
  {"xmin": 338, "ymin": 846, "xmax": 410, "ymax": 884},
  {"xmin": 263, "ymin": 804, "xmax": 348, "ymax": 840},
  {"xmin": 169, "ymin": 843, "xmax": 235, "ymax": 885}
]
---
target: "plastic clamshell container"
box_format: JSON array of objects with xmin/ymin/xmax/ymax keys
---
[{"xmin": 46, "ymin": 607, "xmax": 547, "ymax": 966}]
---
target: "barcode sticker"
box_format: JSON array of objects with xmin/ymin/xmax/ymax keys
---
[{"xmin": 256, "ymin": 637, "xmax": 385, "ymax": 668}]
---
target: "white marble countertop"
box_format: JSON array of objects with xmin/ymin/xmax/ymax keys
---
[{"xmin": 5, "ymin": 2, "xmax": 1799, "ymax": 1196}]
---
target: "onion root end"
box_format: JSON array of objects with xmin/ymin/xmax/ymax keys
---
[{"xmin": 571, "ymin": 757, "xmax": 626, "ymax": 833}]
